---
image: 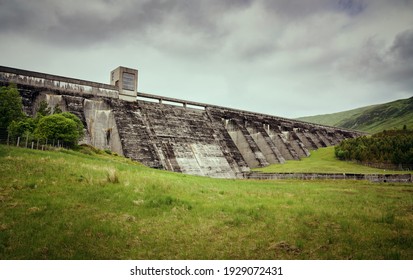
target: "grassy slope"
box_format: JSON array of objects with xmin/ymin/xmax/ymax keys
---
[
  {"xmin": 298, "ymin": 106, "xmax": 375, "ymax": 127},
  {"xmin": 297, "ymin": 97, "xmax": 413, "ymax": 133},
  {"xmin": 1, "ymin": 145, "xmax": 413, "ymax": 260},
  {"xmin": 338, "ymin": 97, "xmax": 413, "ymax": 133},
  {"xmin": 253, "ymin": 147, "xmax": 412, "ymax": 174}
]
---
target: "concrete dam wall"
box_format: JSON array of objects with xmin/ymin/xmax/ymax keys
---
[{"xmin": 0, "ymin": 66, "xmax": 363, "ymax": 178}]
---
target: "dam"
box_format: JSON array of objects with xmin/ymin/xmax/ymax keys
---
[{"xmin": 0, "ymin": 65, "xmax": 363, "ymax": 178}]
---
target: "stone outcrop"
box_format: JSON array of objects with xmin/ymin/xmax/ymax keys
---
[{"xmin": 0, "ymin": 66, "xmax": 365, "ymax": 178}]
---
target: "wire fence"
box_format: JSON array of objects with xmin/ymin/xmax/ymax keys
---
[
  {"xmin": 243, "ymin": 172, "xmax": 413, "ymax": 183},
  {"xmin": 0, "ymin": 131, "xmax": 71, "ymax": 151}
]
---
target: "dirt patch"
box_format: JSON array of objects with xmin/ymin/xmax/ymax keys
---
[
  {"xmin": 27, "ymin": 207, "xmax": 41, "ymax": 213},
  {"xmin": 268, "ymin": 241, "xmax": 301, "ymax": 255},
  {"xmin": 122, "ymin": 214, "xmax": 136, "ymax": 223}
]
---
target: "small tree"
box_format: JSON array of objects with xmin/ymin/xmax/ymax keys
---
[
  {"xmin": 36, "ymin": 100, "xmax": 51, "ymax": 118},
  {"xmin": 60, "ymin": 112, "xmax": 84, "ymax": 139},
  {"xmin": 53, "ymin": 104, "xmax": 63, "ymax": 114},
  {"xmin": 7, "ymin": 117, "xmax": 36, "ymax": 139},
  {"xmin": 0, "ymin": 84, "xmax": 24, "ymax": 134},
  {"xmin": 34, "ymin": 113, "xmax": 84, "ymax": 147}
]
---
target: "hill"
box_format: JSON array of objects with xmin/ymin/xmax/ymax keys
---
[
  {"xmin": 297, "ymin": 96, "xmax": 413, "ymax": 134},
  {"xmin": 1, "ymin": 145, "xmax": 412, "ymax": 259}
]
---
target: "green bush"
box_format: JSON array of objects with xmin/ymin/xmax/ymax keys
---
[
  {"xmin": 335, "ymin": 129, "xmax": 413, "ymax": 164},
  {"xmin": 7, "ymin": 117, "xmax": 36, "ymax": 139},
  {"xmin": 60, "ymin": 112, "xmax": 84, "ymax": 139},
  {"xmin": 0, "ymin": 84, "xmax": 24, "ymax": 133},
  {"xmin": 34, "ymin": 113, "xmax": 83, "ymax": 147}
]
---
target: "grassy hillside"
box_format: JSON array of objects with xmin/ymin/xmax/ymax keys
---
[
  {"xmin": 1, "ymin": 145, "xmax": 412, "ymax": 259},
  {"xmin": 297, "ymin": 105, "xmax": 376, "ymax": 127},
  {"xmin": 297, "ymin": 96, "xmax": 413, "ymax": 133},
  {"xmin": 253, "ymin": 147, "xmax": 412, "ymax": 174}
]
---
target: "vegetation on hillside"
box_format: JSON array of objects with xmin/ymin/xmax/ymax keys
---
[
  {"xmin": 297, "ymin": 105, "xmax": 375, "ymax": 128},
  {"xmin": 297, "ymin": 96, "xmax": 413, "ymax": 133},
  {"xmin": 0, "ymin": 84, "xmax": 24, "ymax": 134},
  {"xmin": 0, "ymin": 145, "xmax": 412, "ymax": 260},
  {"xmin": 1, "ymin": 84, "xmax": 84, "ymax": 147},
  {"xmin": 335, "ymin": 129, "xmax": 413, "ymax": 167}
]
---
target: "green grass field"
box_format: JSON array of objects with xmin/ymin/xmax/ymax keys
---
[
  {"xmin": 253, "ymin": 147, "xmax": 412, "ymax": 174},
  {"xmin": 1, "ymin": 145, "xmax": 412, "ymax": 259}
]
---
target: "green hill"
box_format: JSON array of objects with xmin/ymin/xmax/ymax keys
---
[
  {"xmin": 1, "ymin": 145, "xmax": 413, "ymax": 259},
  {"xmin": 297, "ymin": 96, "xmax": 413, "ymax": 134}
]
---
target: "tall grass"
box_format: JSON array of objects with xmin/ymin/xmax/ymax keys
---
[{"xmin": 0, "ymin": 145, "xmax": 412, "ymax": 259}]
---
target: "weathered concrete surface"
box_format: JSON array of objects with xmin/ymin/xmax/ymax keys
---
[
  {"xmin": 107, "ymin": 99, "xmax": 249, "ymax": 178},
  {"xmin": 1, "ymin": 66, "xmax": 365, "ymax": 178}
]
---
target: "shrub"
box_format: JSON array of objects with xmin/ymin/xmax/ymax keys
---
[
  {"xmin": 335, "ymin": 129, "xmax": 413, "ymax": 164},
  {"xmin": 34, "ymin": 114, "xmax": 83, "ymax": 147},
  {"xmin": 7, "ymin": 117, "xmax": 36, "ymax": 139},
  {"xmin": 0, "ymin": 84, "xmax": 24, "ymax": 134}
]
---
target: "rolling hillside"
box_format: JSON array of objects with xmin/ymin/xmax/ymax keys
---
[{"xmin": 298, "ymin": 96, "xmax": 413, "ymax": 134}]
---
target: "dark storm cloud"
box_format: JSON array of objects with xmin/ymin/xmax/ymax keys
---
[
  {"xmin": 337, "ymin": 0, "xmax": 366, "ymax": 16},
  {"xmin": 0, "ymin": 0, "xmax": 374, "ymax": 61},
  {"xmin": 0, "ymin": 0, "xmax": 171, "ymax": 45},
  {"xmin": 390, "ymin": 29, "xmax": 413, "ymax": 62},
  {"xmin": 0, "ymin": 1, "xmax": 36, "ymax": 32},
  {"xmin": 341, "ymin": 29, "xmax": 413, "ymax": 91},
  {"xmin": 386, "ymin": 29, "xmax": 413, "ymax": 87},
  {"xmin": 260, "ymin": 0, "xmax": 366, "ymax": 19},
  {"xmin": 0, "ymin": 0, "xmax": 253, "ymax": 47}
]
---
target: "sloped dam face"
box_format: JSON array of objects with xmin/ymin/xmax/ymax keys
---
[
  {"xmin": 11, "ymin": 86, "xmax": 362, "ymax": 178},
  {"xmin": 0, "ymin": 66, "xmax": 363, "ymax": 178}
]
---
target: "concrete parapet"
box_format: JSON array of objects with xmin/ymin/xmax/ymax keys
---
[{"xmin": 0, "ymin": 66, "xmax": 119, "ymax": 99}]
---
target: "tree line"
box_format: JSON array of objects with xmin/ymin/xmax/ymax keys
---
[
  {"xmin": 0, "ymin": 84, "xmax": 84, "ymax": 147},
  {"xmin": 335, "ymin": 128, "xmax": 413, "ymax": 165}
]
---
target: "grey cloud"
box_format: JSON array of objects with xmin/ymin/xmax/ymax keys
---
[
  {"xmin": 340, "ymin": 29, "xmax": 413, "ymax": 91},
  {"xmin": 0, "ymin": 1, "xmax": 36, "ymax": 32},
  {"xmin": 337, "ymin": 0, "xmax": 366, "ymax": 16},
  {"xmin": 389, "ymin": 29, "xmax": 413, "ymax": 61},
  {"xmin": 260, "ymin": 0, "xmax": 367, "ymax": 19},
  {"xmin": 386, "ymin": 29, "xmax": 413, "ymax": 87},
  {"xmin": 238, "ymin": 42, "xmax": 278, "ymax": 61},
  {"xmin": 0, "ymin": 0, "xmax": 253, "ymax": 48},
  {"xmin": 261, "ymin": 0, "xmax": 332, "ymax": 18}
]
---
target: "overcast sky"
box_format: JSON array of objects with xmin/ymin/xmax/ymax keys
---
[{"xmin": 1, "ymin": 0, "xmax": 412, "ymax": 118}]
